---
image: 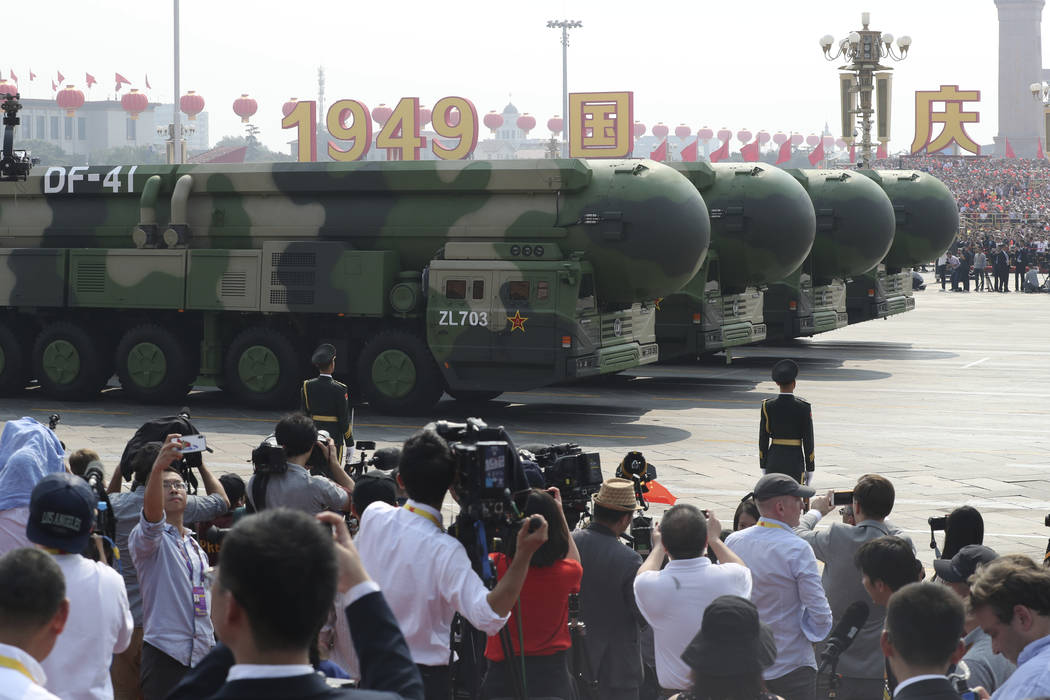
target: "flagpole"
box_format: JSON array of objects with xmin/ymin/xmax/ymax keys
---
[{"xmin": 173, "ymin": 0, "xmax": 182, "ymax": 164}]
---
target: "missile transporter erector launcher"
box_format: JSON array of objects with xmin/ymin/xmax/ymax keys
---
[
  {"xmin": 845, "ymin": 170, "xmax": 958, "ymax": 324},
  {"xmin": 764, "ymin": 169, "xmax": 896, "ymax": 339},
  {"xmin": 657, "ymin": 162, "xmax": 816, "ymax": 359},
  {"xmin": 0, "ymin": 126, "xmax": 711, "ymax": 413}
]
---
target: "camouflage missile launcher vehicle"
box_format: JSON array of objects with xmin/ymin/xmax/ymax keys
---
[
  {"xmin": 657, "ymin": 162, "xmax": 815, "ymax": 359},
  {"xmin": 845, "ymin": 169, "xmax": 958, "ymax": 323},
  {"xmin": 0, "ymin": 98, "xmax": 710, "ymax": 413},
  {"xmin": 764, "ymin": 169, "xmax": 896, "ymax": 339}
]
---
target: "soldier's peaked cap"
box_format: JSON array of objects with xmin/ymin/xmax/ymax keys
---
[
  {"xmin": 771, "ymin": 359, "xmax": 798, "ymax": 384},
  {"xmin": 312, "ymin": 343, "xmax": 336, "ymax": 367}
]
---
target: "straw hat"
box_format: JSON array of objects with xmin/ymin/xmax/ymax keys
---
[{"xmin": 594, "ymin": 478, "xmax": 643, "ymax": 512}]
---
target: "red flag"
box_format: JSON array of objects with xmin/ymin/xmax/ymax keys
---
[
  {"xmin": 9, "ymin": 70, "xmax": 16, "ymax": 83},
  {"xmin": 680, "ymin": 137, "xmax": 698, "ymax": 162},
  {"xmin": 1039, "ymin": 138, "xmax": 1045, "ymax": 160},
  {"xmin": 85, "ymin": 73, "xmax": 97, "ymax": 88},
  {"xmin": 145, "ymin": 74, "xmax": 151, "ymax": 90},
  {"xmin": 115, "ymin": 72, "xmax": 131, "ymax": 92},
  {"xmin": 849, "ymin": 144, "xmax": 856, "ymax": 164},
  {"xmin": 1004, "ymin": 137, "xmax": 1016, "ymax": 159},
  {"xmin": 876, "ymin": 142, "xmax": 887, "ymax": 159},
  {"xmin": 649, "ymin": 138, "xmax": 667, "ymax": 162},
  {"xmin": 57, "ymin": 70, "xmax": 65, "ymax": 83},
  {"xmin": 740, "ymin": 140, "xmax": 760, "ymax": 162},
  {"xmin": 808, "ymin": 140, "xmax": 825, "ymax": 166},
  {"xmin": 775, "ymin": 140, "xmax": 792, "ymax": 165},
  {"xmin": 29, "ymin": 69, "xmax": 36, "ymax": 81},
  {"xmin": 709, "ymin": 138, "xmax": 730, "ymax": 163},
  {"xmin": 643, "ymin": 480, "xmax": 677, "ymax": 506},
  {"xmin": 51, "ymin": 80, "xmax": 57, "ymax": 91}
]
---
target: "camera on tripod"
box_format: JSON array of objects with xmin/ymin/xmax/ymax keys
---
[
  {"xmin": 616, "ymin": 450, "xmax": 659, "ymax": 556},
  {"xmin": 522, "ymin": 443, "xmax": 603, "ymax": 529},
  {"xmin": 433, "ymin": 418, "xmax": 523, "ymax": 527}
]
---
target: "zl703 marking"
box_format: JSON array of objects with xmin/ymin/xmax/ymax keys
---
[{"xmin": 438, "ymin": 310, "xmax": 489, "ymax": 327}]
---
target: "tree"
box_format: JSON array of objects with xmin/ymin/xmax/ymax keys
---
[
  {"xmin": 17, "ymin": 139, "xmax": 78, "ymax": 166},
  {"xmin": 214, "ymin": 135, "xmax": 293, "ymax": 163},
  {"xmin": 90, "ymin": 145, "xmax": 165, "ymax": 165}
]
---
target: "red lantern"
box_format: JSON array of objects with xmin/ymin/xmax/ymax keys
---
[
  {"xmin": 790, "ymin": 134, "xmax": 804, "ymax": 146},
  {"xmin": 633, "ymin": 122, "xmax": 646, "ymax": 138},
  {"xmin": 822, "ymin": 135, "xmax": 835, "ymax": 148},
  {"xmin": 652, "ymin": 123, "xmax": 668, "ymax": 138},
  {"xmin": 0, "ymin": 80, "xmax": 17, "ymax": 98},
  {"xmin": 806, "ymin": 134, "xmax": 820, "ymax": 147},
  {"xmin": 698, "ymin": 127, "xmax": 714, "ymax": 140},
  {"xmin": 233, "ymin": 94, "xmax": 258, "ymax": 123},
  {"xmin": 675, "ymin": 124, "xmax": 692, "ymax": 140},
  {"xmin": 56, "ymin": 85, "xmax": 85, "ymax": 117},
  {"xmin": 757, "ymin": 131, "xmax": 771, "ymax": 144},
  {"xmin": 372, "ymin": 104, "xmax": 393, "ymax": 126},
  {"xmin": 483, "ymin": 111, "xmax": 504, "ymax": 133},
  {"xmin": 547, "ymin": 116, "xmax": 563, "ymax": 134},
  {"xmin": 281, "ymin": 97, "xmax": 298, "ymax": 117},
  {"xmin": 737, "ymin": 130, "xmax": 752, "ymax": 143},
  {"xmin": 180, "ymin": 90, "xmax": 205, "ymax": 121},
  {"xmin": 717, "ymin": 128, "xmax": 732, "ymax": 142},
  {"xmin": 773, "ymin": 132, "xmax": 788, "ymax": 145},
  {"xmin": 516, "ymin": 114, "xmax": 536, "ymax": 135},
  {"xmin": 419, "ymin": 106, "xmax": 432, "ymax": 126},
  {"xmin": 121, "ymin": 88, "xmax": 148, "ymax": 120},
  {"xmin": 446, "ymin": 107, "xmax": 461, "ymax": 127},
  {"xmin": 835, "ymin": 138, "xmax": 847, "ymax": 148}
]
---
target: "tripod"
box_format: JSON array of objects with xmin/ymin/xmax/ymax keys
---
[{"xmin": 568, "ymin": 593, "xmax": 599, "ymax": 700}]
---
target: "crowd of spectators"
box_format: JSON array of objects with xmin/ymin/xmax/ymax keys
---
[{"xmin": 1, "ymin": 412, "xmax": 1050, "ymax": 700}]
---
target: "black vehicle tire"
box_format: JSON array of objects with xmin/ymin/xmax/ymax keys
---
[
  {"xmin": 357, "ymin": 329, "xmax": 443, "ymax": 415},
  {"xmin": 446, "ymin": 388, "xmax": 503, "ymax": 403},
  {"xmin": 223, "ymin": 327, "xmax": 304, "ymax": 409},
  {"xmin": 0, "ymin": 320, "xmax": 29, "ymax": 396},
  {"xmin": 33, "ymin": 321, "xmax": 112, "ymax": 400},
  {"xmin": 115, "ymin": 324, "xmax": 198, "ymax": 404}
]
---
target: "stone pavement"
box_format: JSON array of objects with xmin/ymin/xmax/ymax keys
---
[{"xmin": 3, "ymin": 273, "xmax": 1048, "ymax": 569}]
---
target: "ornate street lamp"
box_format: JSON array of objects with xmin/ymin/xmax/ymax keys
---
[
  {"xmin": 546, "ymin": 19, "xmax": 582, "ymax": 157},
  {"xmin": 1031, "ymin": 82, "xmax": 1050, "ymax": 150},
  {"xmin": 820, "ymin": 12, "xmax": 910, "ymax": 167}
]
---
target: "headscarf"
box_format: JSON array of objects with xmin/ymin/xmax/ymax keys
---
[{"xmin": 0, "ymin": 417, "xmax": 66, "ymax": 510}]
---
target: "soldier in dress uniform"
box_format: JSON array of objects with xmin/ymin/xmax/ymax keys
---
[
  {"xmin": 758, "ymin": 359, "xmax": 815, "ymax": 485},
  {"xmin": 300, "ymin": 343, "xmax": 353, "ymax": 464}
]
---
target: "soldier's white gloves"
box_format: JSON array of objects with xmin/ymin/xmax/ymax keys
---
[{"xmin": 803, "ymin": 471, "xmax": 813, "ymax": 486}]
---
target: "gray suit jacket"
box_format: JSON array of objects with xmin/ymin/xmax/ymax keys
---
[
  {"xmin": 794, "ymin": 512, "xmax": 911, "ymax": 679},
  {"xmin": 572, "ymin": 523, "xmax": 644, "ymax": 691}
]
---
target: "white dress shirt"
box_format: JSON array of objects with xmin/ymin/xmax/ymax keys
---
[
  {"xmin": 0, "ymin": 642, "xmax": 59, "ymax": 700},
  {"xmin": 41, "ymin": 554, "xmax": 134, "ymax": 700},
  {"xmin": 725, "ymin": 517, "xmax": 833, "ymax": 681},
  {"xmin": 893, "ymin": 674, "xmax": 949, "ymax": 696},
  {"xmin": 355, "ymin": 500, "xmax": 509, "ymax": 666},
  {"xmin": 635, "ymin": 556, "xmax": 752, "ymax": 690}
]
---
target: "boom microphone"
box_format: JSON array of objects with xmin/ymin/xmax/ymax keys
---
[{"xmin": 818, "ymin": 601, "xmax": 870, "ymax": 674}]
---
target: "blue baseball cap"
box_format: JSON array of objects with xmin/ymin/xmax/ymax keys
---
[{"xmin": 27, "ymin": 473, "xmax": 95, "ymax": 552}]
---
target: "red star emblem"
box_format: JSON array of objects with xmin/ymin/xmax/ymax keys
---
[
  {"xmin": 654, "ymin": 297, "xmax": 663, "ymax": 311},
  {"xmin": 507, "ymin": 310, "xmax": 528, "ymax": 332}
]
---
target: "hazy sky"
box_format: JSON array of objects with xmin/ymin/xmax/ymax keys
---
[{"xmin": 4, "ymin": 0, "xmax": 1046, "ymax": 154}]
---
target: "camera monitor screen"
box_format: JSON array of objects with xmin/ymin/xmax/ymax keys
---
[{"xmin": 478, "ymin": 442, "xmax": 509, "ymax": 490}]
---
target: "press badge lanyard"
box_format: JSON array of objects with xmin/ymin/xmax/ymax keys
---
[
  {"xmin": 403, "ymin": 503, "xmax": 442, "ymax": 529},
  {"xmin": 175, "ymin": 532, "xmax": 208, "ymax": 617},
  {"xmin": 0, "ymin": 655, "xmax": 34, "ymax": 682},
  {"xmin": 756, "ymin": 519, "xmax": 791, "ymax": 533}
]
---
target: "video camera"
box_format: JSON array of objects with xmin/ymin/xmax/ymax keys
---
[
  {"xmin": 522, "ymin": 443, "xmax": 603, "ymax": 529},
  {"xmin": 433, "ymin": 418, "xmax": 525, "ymax": 529},
  {"xmin": 1, "ymin": 93, "xmax": 35, "ymax": 182},
  {"xmin": 616, "ymin": 450, "xmax": 659, "ymax": 556}
]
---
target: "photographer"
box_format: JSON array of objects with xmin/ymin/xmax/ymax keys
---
[
  {"xmin": 108, "ymin": 440, "xmax": 230, "ymax": 700},
  {"xmin": 129, "ymin": 435, "xmax": 228, "ymax": 699},
  {"xmin": 355, "ymin": 428, "xmax": 550, "ymax": 700},
  {"xmin": 793, "ymin": 475, "xmax": 909, "ymax": 700},
  {"xmin": 480, "ymin": 487, "xmax": 581, "ymax": 699},
  {"xmin": 67, "ymin": 448, "xmax": 101, "ymax": 477},
  {"xmin": 0, "ymin": 417, "xmax": 67, "ymax": 555},
  {"xmin": 572, "ymin": 479, "xmax": 645, "ymax": 700},
  {"xmin": 247, "ymin": 413, "xmax": 354, "ymax": 515}
]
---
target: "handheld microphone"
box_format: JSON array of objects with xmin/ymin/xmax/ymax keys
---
[{"xmin": 818, "ymin": 601, "xmax": 870, "ymax": 674}]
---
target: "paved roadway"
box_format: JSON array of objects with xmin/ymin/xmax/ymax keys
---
[{"xmin": 3, "ymin": 273, "xmax": 1049, "ymax": 568}]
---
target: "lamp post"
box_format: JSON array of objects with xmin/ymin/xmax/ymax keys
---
[
  {"xmin": 819, "ymin": 12, "xmax": 910, "ymax": 168},
  {"xmin": 546, "ymin": 19, "xmax": 582, "ymax": 157},
  {"xmin": 1030, "ymin": 82, "xmax": 1050, "ymax": 151}
]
